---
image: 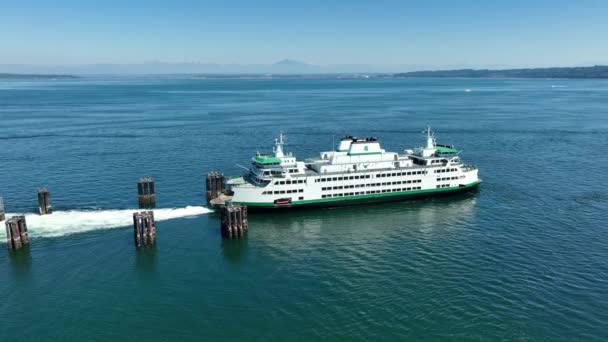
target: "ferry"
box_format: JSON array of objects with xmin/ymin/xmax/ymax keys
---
[{"xmin": 221, "ymin": 128, "xmax": 480, "ymax": 209}]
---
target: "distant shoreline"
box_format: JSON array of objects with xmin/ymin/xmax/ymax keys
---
[
  {"xmin": 0, "ymin": 73, "xmax": 79, "ymax": 79},
  {"xmin": 393, "ymin": 65, "xmax": 608, "ymax": 79}
]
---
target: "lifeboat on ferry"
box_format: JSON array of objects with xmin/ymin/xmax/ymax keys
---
[{"xmin": 274, "ymin": 198, "xmax": 292, "ymax": 206}]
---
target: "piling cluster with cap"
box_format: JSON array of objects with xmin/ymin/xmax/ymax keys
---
[
  {"xmin": 5, "ymin": 216, "xmax": 29, "ymax": 251},
  {"xmin": 0, "ymin": 197, "xmax": 5, "ymax": 222},
  {"xmin": 220, "ymin": 205, "xmax": 248, "ymax": 239},
  {"xmin": 37, "ymin": 188, "xmax": 52, "ymax": 215},
  {"xmin": 206, "ymin": 172, "xmax": 226, "ymax": 203},
  {"xmin": 137, "ymin": 177, "xmax": 156, "ymax": 208},
  {"xmin": 133, "ymin": 211, "xmax": 156, "ymax": 247}
]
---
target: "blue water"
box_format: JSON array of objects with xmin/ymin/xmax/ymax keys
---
[{"xmin": 1, "ymin": 77, "xmax": 607, "ymax": 340}]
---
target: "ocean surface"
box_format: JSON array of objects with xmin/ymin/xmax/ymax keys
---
[{"xmin": 1, "ymin": 77, "xmax": 607, "ymax": 340}]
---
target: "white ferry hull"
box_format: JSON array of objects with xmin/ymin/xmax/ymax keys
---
[{"xmin": 231, "ymin": 180, "xmax": 481, "ymax": 210}]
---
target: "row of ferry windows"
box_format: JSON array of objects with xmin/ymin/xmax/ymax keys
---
[
  {"xmin": 316, "ymin": 175, "xmax": 371, "ymax": 183},
  {"xmin": 437, "ymin": 176, "xmax": 459, "ymax": 181},
  {"xmin": 376, "ymin": 170, "xmax": 426, "ymax": 177},
  {"xmin": 315, "ymin": 170, "xmax": 426, "ymax": 183},
  {"xmin": 321, "ymin": 180, "xmax": 421, "ymax": 191},
  {"xmin": 262, "ymin": 189, "xmax": 304, "ymax": 195},
  {"xmin": 274, "ymin": 179, "xmax": 306, "ymax": 185},
  {"xmin": 434, "ymin": 168, "xmax": 458, "ymax": 174},
  {"xmin": 321, "ymin": 187, "xmax": 422, "ymax": 198},
  {"xmin": 437, "ymin": 184, "xmax": 451, "ymax": 188}
]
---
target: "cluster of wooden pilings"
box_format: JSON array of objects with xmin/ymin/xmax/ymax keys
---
[
  {"xmin": 137, "ymin": 177, "xmax": 156, "ymax": 208},
  {"xmin": 206, "ymin": 172, "xmax": 226, "ymax": 203},
  {"xmin": 220, "ymin": 205, "xmax": 248, "ymax": 239},
  {"xmin": 5, "ymin": 216, "xmax": 29, "ymax": 251},
  {"xmin": 133, "ymin": 211, "xmax": 156, "ymax": 247},
  {"xmin": 37, "ymin": 188, "xmax": 52, "ymax": 215},
  {"xmin": 3, "ymin": 173, "xmax": 251, "ymax": 251}
]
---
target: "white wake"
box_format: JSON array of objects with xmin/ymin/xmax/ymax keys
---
[{"xmin": 0, "ymin": 206, "xmax": 212, "ymax": 239}]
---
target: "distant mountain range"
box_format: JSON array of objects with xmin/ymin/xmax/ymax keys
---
[
  {"xmin": 394, "ymin": 65, "xmax": 608, "ymax": 78},
  {"xmin": 0, "ymin": 60, "xmax": 434, "ymax": 75},
  {"xmin": 2, "ymin": 63, "xmax": 608, "ymax": 79}
]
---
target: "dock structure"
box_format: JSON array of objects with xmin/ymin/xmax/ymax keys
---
[
  {"xmin": 37, "ymin": 188, "xmax": 52, "ymax": 215},
  {"xmin": 5, "ymin": 216, "xmax": 29, "ymax": 251},
  {"xmin": 137, "ymin": 177, "xmax": 156, "ymax": 209},
  {"xmin": 206, "ymin": 172, "xmax": 226, "ymax": 204},
  {"xmin": 133, "ymin": 211, "xmax": 156, "ymax": 247},
  {"xmin": 0, "ymin": 197, "xmax": 5, "ymax": 222},
  {"xmin": 220, "ymin": 205, "xmax": 248, "ymax": 239}
]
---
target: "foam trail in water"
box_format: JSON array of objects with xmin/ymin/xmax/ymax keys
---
[{"xmin": 0, "ymin": 206, "xmax": 212, "ymax": 239}]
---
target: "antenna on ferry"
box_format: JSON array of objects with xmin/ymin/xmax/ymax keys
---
[
  {"xmin": 274, "ymin": 132, "xmax": 285, "ymax": 158},
  {"xmin": 424, "ymin": 125, "xmax": 435, "ymax": 149}
]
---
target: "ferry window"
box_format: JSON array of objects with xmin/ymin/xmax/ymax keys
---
[
  {"xmin": 274, "ymin": 191, "xmax": 279, "ymax": 194},
  {"xmin": 279, "ymin": 181, "xmax": 285, "ymax": 185},
  {"xmin": 299, "ymin": 189, "xmax": 303, "ymax": 193},
  {"xmin": 355, "ymin": 176, "xmax": 359, "ymax": 179},
  {"xmin": 299, "ymin": 197, "xmax": 304, "ymax": 200},
  {"xmin": 286, "ymin": 180, "xmax": 291, "ymax": 185},
  {"xmin": 338, "ymin": 177, "xmax": 343, "ymax": 181},
  {"xmin": 280, "ymin": 190, "xmax": 286, "ymax": 194},
  {"xmin": 332, "ymin": 177, "xmax": 337, "ymax": 181}
]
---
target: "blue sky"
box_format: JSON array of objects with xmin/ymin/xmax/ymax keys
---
[{"xmin": 1, "ymin": 0, "xmax": 607, "ymax": 68}]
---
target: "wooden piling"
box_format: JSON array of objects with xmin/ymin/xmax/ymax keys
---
[
  {"xmin": 37, "ymin": 188, "xmax": 52, "ymax": 215},
  {"xmin": 5, "ymin": 216, "xmax": 29, "ymax": 251},
  {"xmin": 133, "ymin": 211, "xmax": 155, "ymax": 247},
  {"xmin": 137, "ymin": 177, "xmax": 156, "ymax": 209},
  {"xmin": 16, "ymin": 216, "xmax": 29, "ymax": 245},
  {"xmin": 206, "ymin": 172, "xmax": 226, "ymax": 203},
  {"xmin": 0, "ymin": 197, "xmax": 5, "ymax": 222},
  {"xmin": 220, "ymin": 205, "xmax": 248, "ymax": 239}
]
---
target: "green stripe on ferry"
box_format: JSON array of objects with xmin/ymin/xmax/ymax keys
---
[{"xmin": 347, "ymin": 152, "xmax": 383, "ymax": 156}]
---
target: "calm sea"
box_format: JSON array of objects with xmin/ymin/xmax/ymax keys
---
[{"xmin": 1, "ymin": 77, "xmax": 607, "ymax": 340}]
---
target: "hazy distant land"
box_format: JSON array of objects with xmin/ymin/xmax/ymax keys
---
[
  {"xmin": 1, "ymin": 65, "xmax": 608, "ymax": 79},
  {"xmin": 0, "ymin": 73, "xmax": 78, "ymax": 79},
  {"xmin": 394, "ymin": 65, "xmax": 608, "ymax": 79}
]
